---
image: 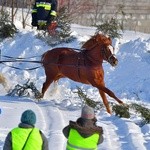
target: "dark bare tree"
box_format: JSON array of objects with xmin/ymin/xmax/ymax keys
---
[
  {"xmin": 11, "ymin": 0, "xmax": 18, "ymax": 24},
  {"xmin": 21, "ymin": 0, "xmax": 32, "ymax": 28}
]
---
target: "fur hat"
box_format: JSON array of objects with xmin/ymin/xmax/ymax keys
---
[
  {"xmin": 81, "ymin": 105, "xmax": 95, "ymax": 119},
  {"xmin": 21, "ymin": 109, "xmax": 36, "ymax": 125}
]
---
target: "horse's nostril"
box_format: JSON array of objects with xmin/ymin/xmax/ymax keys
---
[
  {"xmin": 115, "ymin": 60, "xmax": 118, "ymax": 65},
  {"xmin": 112, "ymin": 59, "xmax": 118, "ymax": 66}
]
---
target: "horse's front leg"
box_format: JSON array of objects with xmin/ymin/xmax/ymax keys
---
[
  {"xmin": 99, "ymin": 90, "xmax": 111, "ymax": 114},
  {"xmin": 91, "ymin": 78, "xmax": 112, "ymax": 114},
  {"xmin": 41, "ymin": 77, "xmax": 53, "ymax": 98},
  {"xmin": 36, "ymin": 79, "xmax": 52, "ymax": 99}
]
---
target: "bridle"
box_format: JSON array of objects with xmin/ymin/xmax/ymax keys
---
[
  {"xmin": 83, "ymin": 37, "xmax": 116, "ymax": 64},
  {"xmin": 101, "ymin": 45, "xmax": 116, "ymax": 64}
]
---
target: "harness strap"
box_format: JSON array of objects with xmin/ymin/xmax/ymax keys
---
[
  {"xmin": 77, "ymin": 53, "xmax": 81, "ymax": 81},
  {"xmin": 67, "ymin": 141, "xmax": 96, "ymax": 150},
  {"xmin": 76, "ymin": 51, "xmax": 87, "ymax": 81}
]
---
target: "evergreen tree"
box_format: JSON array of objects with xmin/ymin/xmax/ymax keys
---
[
  {"xmin": 37, "ymin": 6, "xmax": 75, "ymax": 46},
  {"xmin": 56, "ymin": 6, "xmax": 72, "ymax": 40},
  {"xmin": 0, "ymin": 10, "xmax": 17, "ymax": 39},
  {"xmin": 96, "ymin": 18, "xmax": 123, "ymax": 39}
]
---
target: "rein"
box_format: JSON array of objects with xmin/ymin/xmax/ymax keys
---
[
  {"xmin": 0, "ymin": 54, "xmax": 42, "ymax": 60},
  {"xmin": 1, "ymin": 62, "xmax": 42, "ymax": 71},
  {"xmin": 84, "ymin": 39, "xmax": 116, "ymax": 64},
  {"xmin": 0, "ymin": 44, "xmax": 113, "ymax": 71},
  {"xmin": 0, "ymin": 50, "xmax": 43, "ymax": 70},
  {"xmin": 0, "ymin": 55, "xmax": 101, "ymax": 71},
  {"xmin": 81, "ymin": 40, "xmax": 108, "ymax": 64},
  {"xmin": 0, "ymin": 58, "xmax": 42, "ymax": 71},
  {"xmin": 101, "ymin": 46, "xmax": 116, "ymax": 64},
  {"xmin": 0, "ymin": 60, "xmax": 42, "ymax": 63}
]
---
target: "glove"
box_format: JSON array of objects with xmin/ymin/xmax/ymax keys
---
[{"xmin": 48, "ymin": 21, "xmax": 57, "ymax": 31}]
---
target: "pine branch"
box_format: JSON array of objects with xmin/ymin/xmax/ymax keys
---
[{"xmin": 75, "ymin": 87, "xmax": 103, "ymax": 109}]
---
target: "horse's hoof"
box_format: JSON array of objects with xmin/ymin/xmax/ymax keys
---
[
  {"xmin": 35, "ymin": 93, "xmax": 43, "ymax": 100},
  {"xmin": 121, "ymin": 103, "xmax": 129, "ymax": 108},
  {"xmin": 118, "ymin": 100, "xmax": 124, "ymax": 104},
  {"xmin": 107, "ymin": 109, "xmax": 112, "ymax": 115}
]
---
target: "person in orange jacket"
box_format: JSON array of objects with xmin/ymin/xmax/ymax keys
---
[{"xmin": 63, "ymin": 105, "xmax": 104, "ymax": 150}]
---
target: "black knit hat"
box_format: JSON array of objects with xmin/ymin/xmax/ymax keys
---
[{"xmin": 21, "ymin": 109, "xmax": 36, "ymax": 125}]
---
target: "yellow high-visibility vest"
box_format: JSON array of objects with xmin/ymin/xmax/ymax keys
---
[
  {"xmin": 11, "ymin": 127, "xmax": 43, "ymax": 150},
  {"xmin": 67, "ymin": 129, "xmax": 99, "ymax": 150}
]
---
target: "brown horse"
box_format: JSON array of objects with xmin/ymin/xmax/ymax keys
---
[{"xmin": 41, "ymin": 33, "xmax": 123, "ymax": 114}]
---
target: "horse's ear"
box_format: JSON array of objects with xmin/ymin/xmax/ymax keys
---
[
  {"xmin": 108, "ymin": 37, "xmax": 112, "ymax": 44},
  {"xmin": 95, "ymin": 34, "xmax": 103, "ymax": 42},
  {"xmin": 108, "ymin": 37, "xmax": 111, "ymax": 41}
]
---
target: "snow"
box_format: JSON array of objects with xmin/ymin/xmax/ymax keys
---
[{"xmin": 0, "ymin": 23, "xmax": 150, "ymax": 150}]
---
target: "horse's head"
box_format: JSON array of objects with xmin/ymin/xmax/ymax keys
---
[
  {"xmin": 82, "ymin": 34, "xmax": 118, "ymax": 66},
  {"xmin": 94, "ymin": 34, "xmax": 118, "ymax": 66}
]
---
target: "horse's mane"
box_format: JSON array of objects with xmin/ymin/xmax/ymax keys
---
[
  {"xmin": 81, "ymin": 35, "xmax": 97, "ymax": 50},
  {"xmin": 81, "ymin": 33, "xmax": 111, "ymax": 50}
]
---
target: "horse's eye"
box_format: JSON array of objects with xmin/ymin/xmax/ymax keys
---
[{"xmin": 107, "ymin": 45, "xmax": 114, "ymax": 54}]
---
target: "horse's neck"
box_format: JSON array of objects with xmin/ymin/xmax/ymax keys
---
[
  {"xmin": 81, "ymin": 47, "xmax": 103, "ymax": 64},
  {"xmin": 82, "ymin": 42, "xmax": 95, "ymax": 50}
]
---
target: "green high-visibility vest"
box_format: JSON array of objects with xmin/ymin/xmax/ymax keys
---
[
  {"xmin": 11, "ymin": 127, "xmax": 43, "ymax": 150},
  {"xmin": 67, "ymin": 129, "xmax": 99, "ymax": 150}
]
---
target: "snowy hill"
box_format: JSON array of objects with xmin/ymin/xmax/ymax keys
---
[{"xmin": 0, "ymin": 24, "xmax": 150, "ymax": 150}]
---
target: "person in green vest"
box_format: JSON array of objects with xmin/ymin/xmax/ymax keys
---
[
  {"xmin": 3, "ymin": 109, "xmax": 48, "ymax": 150},
  {"xmin": 63, "ymin": 105, "xmax": 104, "ymax": 150}
]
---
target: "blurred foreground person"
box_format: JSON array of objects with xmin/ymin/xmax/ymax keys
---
[
  {"xmin": 3, "ymin": 109, "xmax": 48, "ymax": 150},
  {"xmin": 31, "ymin": 0, "xmax": 57, "ymax": 33},
  {"xmin": 63, "ymin": 105, "xmax": 104, "ymax": 150}
]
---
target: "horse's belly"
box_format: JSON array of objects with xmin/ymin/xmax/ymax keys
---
[{"xmin": 61, "ymin": 68, "xmax": 90, "ymax": 84}]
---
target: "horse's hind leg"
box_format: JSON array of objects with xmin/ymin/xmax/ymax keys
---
[
  {"xmin": 99, "ymin": 90, "xmax": 111, "ymax": 114},
  {"xmin": 97, "ymin": 85, "xmax": 123, "ymax": 109},
  {"xmin": 101, "ymin": 87, "xmax": 123, "ymax": 104},
  {"xmin": 94, "ymin": 81, "xmax": 123, "ymax": 113}
]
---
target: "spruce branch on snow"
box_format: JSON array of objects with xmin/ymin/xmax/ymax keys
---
[
  {"xmin": 7, "ymin": 79, "xmax": 41, "ymax": 99},
  {"xmin": 75, "ymin": 87, "xmax": 103, "ymax": 109}
]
